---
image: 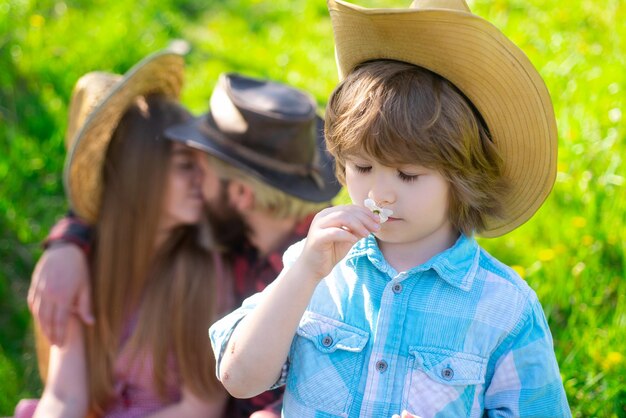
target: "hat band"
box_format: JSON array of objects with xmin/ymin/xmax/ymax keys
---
[{"xmin": 199, "ymin": 121, "xmax": 326, "ymax": 190}]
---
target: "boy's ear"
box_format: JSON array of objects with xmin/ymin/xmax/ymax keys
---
[{"xmin": 227, "ymin": 179, "xmax": 255, "ymax": 212}]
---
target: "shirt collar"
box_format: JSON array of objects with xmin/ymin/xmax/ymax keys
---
[{"xmin": 346, "ymin": 233, "xmax": 480, "ymax": 291}]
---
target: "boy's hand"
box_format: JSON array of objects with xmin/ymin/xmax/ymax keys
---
[
  {"xmin": 296, "ymin": 205, "xmax": 380, "ymax": 281},
  {"xmin": 392, "ymin": 411, "xmax": 422, "ymax": 418}
]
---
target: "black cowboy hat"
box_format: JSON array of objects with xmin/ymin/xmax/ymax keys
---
[{"xmin": 166, "ymin": 73, "xmax": 341, "ymax": 203}]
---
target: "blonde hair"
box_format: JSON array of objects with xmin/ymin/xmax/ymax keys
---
[
  {"xmin": 325, "ymin": 60, "xmax": 509, "ymax": 235},
  {"xmin": 207, "ymin": 154, "xmax": 329, "ymax": 220},
  {"xmin": 37, "ymin": 95, "xmax": 223, "ymax": 414}
]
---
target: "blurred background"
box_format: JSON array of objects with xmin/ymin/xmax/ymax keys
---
[{"xmin": 0, "ymin": 0, "xmax": 624, "ymax": 416}]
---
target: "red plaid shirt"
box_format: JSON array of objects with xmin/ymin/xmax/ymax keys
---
[{"xmin": 45, "ymin": 213, "xmax": 315, "ymax": 418}]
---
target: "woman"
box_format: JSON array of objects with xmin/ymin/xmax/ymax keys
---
[{"xmin": 16, "ymin": 48, "xmax": 228, "ymax": 418}]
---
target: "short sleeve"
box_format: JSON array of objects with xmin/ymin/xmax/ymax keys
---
[
  {"xmin": 484, "ymin": 295, "xmax": 571, "ymax": 417},
  {"xmin": 281, "ymin": 238, "xmax": 307, "ymax": 270}
]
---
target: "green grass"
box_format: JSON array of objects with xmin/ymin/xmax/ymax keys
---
[{"xmin": 1, "ymin": 0, "xmax": 624, "ymax": 416}]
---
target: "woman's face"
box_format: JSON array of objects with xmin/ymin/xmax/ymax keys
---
[{"xmin": 159, "ymin": 142, "xmax": 205, "ymax": 232}]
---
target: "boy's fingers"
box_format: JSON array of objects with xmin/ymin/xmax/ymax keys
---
[
  {"xmin": 338, "ymin": 222, "xmax": 373, "ymax": 239},
  {"xmin": 318, "ymin": 204, "xmax": 380, "ymax": 223},
  {"xmin": 317, "ymin": 207, "xmax": 380, "ymax": 237},
  {"xmin": 318, "ymin": 225, "xmax": 362, "ymax": 245}
]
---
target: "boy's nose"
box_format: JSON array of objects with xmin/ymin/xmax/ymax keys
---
[
  {"xmin": 368, "ymin": 188, "xmax": 395, "ymax": 207},
  {"xmin": 368, "ymin": 171, "xmax": 396, "ymax": 206}
]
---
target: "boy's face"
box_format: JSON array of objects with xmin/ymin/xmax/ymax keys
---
[{"xmin": 345, "ymin": 153, "xmax": 456, "ymax": 253}]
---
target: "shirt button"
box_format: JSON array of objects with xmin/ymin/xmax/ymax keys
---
[
  {"xmin": 442, "ymin": 367, "xmax": 454, "ymax": 380},
  {"xmin": 321, "ymin": 336, "xmax": 333, "ymax": 347},
  {"xmin": 392, "ymin": 283, "xmax": 403, "ymax": 294},
  {"xmin": 376, "ymin": 360, "xmax": 388, "ymax": 373}
]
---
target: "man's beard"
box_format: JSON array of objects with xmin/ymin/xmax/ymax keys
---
[{"xmin": 205, "ymin": 179, "xmax": 251, "ymax": 253}]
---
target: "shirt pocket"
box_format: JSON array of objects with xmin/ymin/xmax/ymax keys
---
[
  {"xmin": 401, "ymin": 346, "xmax": 487, "ymax": 418},
  {"xmin": 286, "ymin": 311, "xmax": 369, "ymax": 416}
]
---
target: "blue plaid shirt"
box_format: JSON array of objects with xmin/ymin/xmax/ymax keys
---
[{"xmin": 210, "ymin": 234, "xmax": 571, "ymax": 417}]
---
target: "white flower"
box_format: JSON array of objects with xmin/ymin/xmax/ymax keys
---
[{"xmin": 364, "ymin": 198, "xmax": 393, "ymax": 223}]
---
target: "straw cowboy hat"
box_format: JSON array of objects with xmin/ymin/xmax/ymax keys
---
[
  {"xmin": 64, "ymin": 43, "xmax": 187, "ymax": 223},
  {"xmin": 327, "ymin": 0, "xmax": 558, "ymax": 237},
  {"xmin": 166, "ymin": 73, "xmax": 341, "ymax": 202}
]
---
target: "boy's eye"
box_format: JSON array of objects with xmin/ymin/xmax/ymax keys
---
[
  {"xmin": 354, "ymin": 164, "xmax": 372, "ymax": 173},
  {"xmin": 398, "ymin": 171, "xmax": 419, "ymax": 182}
]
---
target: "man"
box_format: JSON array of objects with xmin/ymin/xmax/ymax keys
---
[{"xmin": 28, "ymin": 72, "xmax": 341, "ymax": 417}]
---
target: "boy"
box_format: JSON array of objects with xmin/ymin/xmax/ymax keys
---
[{"xmin": 210, "ymin": 0, "xmax": 571, "ymax": 417}]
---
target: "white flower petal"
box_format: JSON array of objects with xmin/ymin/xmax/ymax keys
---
[
  {"xmin": 380, "ymin": 209, "xmax": 393, "ymax": 223},
  {"xmin": 364, "ymin": 198, "xmax": 378, "ymax": 211},
  {"xmin": 364, "ymin": 198, "xmax": 393, "ymax": 223}
]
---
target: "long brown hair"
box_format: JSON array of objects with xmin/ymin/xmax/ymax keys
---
[{"xmin": 85, "ymin": 94, "xmax": 222, "ymax": 413}]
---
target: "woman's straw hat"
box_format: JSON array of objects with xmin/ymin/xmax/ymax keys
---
[
  {"xmin": 328, "ymin": 0, "xmax": 558, "ymax": 237},
  {"xmin": 64, "ymin": 43, "xmax": 187, "ymax": 223}
]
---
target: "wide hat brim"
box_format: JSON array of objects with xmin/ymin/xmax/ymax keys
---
[
  {"xmin": 328, "ymin": 0, "xmax": 558, "ymax": 237},
  {"xmin": 166, "ymin": 114, "xmax": 341, "ymax": 203},
  {"xmin": 64, "ymin": 45, "xmax": 186, "ymax": 223}
]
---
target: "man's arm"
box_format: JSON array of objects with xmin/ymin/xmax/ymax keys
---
[
  {"xmin": 29, "ymin": 215, "xmax": 95, "ymax": 346},
  {"xmin": 216, "ymin": 205, "xmax": 379, "ymax": 398}
]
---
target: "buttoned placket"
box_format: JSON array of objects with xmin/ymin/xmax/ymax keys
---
[{"xmin": 360, "ymin": 270, "xmax": 412, "ymax": 417}]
